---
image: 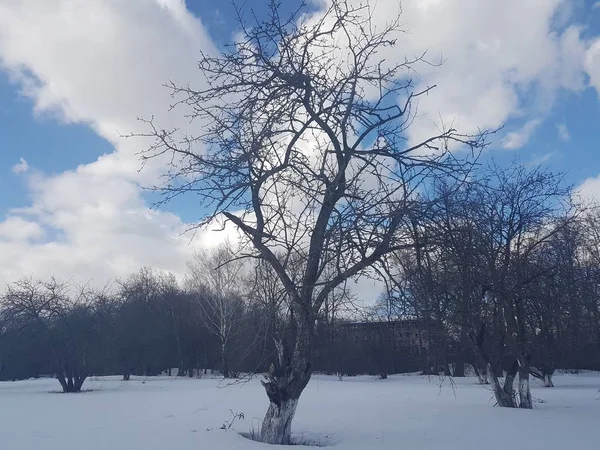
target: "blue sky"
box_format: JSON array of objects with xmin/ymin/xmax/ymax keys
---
[{"xmin": 2, "ymin": 0, "xmax": 600, "ymax": 296}]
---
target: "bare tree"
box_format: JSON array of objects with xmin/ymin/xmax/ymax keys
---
[
  {"xmin": 138, "ymin": 0, "xmax": 488, "ymax": 443},
  {"xmin": 383, "ymin": 163, "xmax": 577, "ymax": 405},
  {"xmin": 434, "ymin": 164, "xmax": 574, "ymax": 407},
  {"xmin": 1, "ymin": 278, "xmax": 103, "ymax": 392},
  {"xmin": 476, "ymin": 164, "xmax": 575, "ymax": 408},
  {"xmin": 186, "ymin": 244, "xmax": 246, "ymax": 378}
]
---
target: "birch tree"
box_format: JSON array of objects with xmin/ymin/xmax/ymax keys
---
[{"xmin": 186, "ymin": 244, "xmax": 245, "ymax": 378}]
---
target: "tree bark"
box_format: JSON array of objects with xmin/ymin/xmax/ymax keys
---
[
  {"xmin": 488, "ymin": 360, "xmax": 518, "ymax": 408},
  {"xmin": 259, "ymin": 321, "xmax": 312, "ymax": 445},
  {"xmin": 260, "ymin": 399, "xmax": 299, "ymax": 445},
  {"xmin": 73, "ymin": 375, "xmax": 86, "ymax": 392},
  {"xmin": 57, "ymin": 371, "xmax": 86, "ymax": 393},
  {"xmin": 221, "ymin": 341, "xmax": 230, "ymax": 378},
  {"xmin": 57, "ymin": 373, "xmax": 68, "ymax": 392},
  {"xmin": 518, "ymin": 360, "xmax": 533, "ymax": 409}
]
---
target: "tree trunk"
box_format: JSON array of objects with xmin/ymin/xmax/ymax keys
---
[
  {"xmin": 543, "ymin": 372, "xmax": 554, "ymax": 387},
  {"xmin": 259, "ymin": 321, "xmax": 312, "ymax": 445},
  {"xmin": 472, "ymin": 362, "xmax": 489, "ymax": 384},
  {"xmin": 57, "ymin": 372, "xmax": 86, "ymax": 393},
  {"xmin": 531, "ymin": 366, "xmax": 555, "ymax": 387},
  {"xmin": 260, "ymin": 399, "xmax": 299, "ymax": 445},
  {"xmin": 479, "ymin": 371, "xmax": 489, "ymax": 384},
  {"xmin": 222, "ymin": 361, "xmax": 230, "ymax": 378},
  {"xmin": 453, "ymin": 361, "xmax": 466, "ymax": 377},
  {"xmin": 73, "ymin": 375, "xmax": 86, "ymax": 392},
  {"xmin": 66, "ymin": 373, "xmax": 74, "ymax": 392},
  {"xmin": 488, "ymin": 360, "xmax": 518, "ymax": 408},
  {"xmin": 122, "ymin": 373, "xmax": 131, "ymax": 381},
  {"xmin": 221, "ymin": 341, "xmax": 230, "ymax": 378},
  {"xmin": 502, "ymin": 360, "xmax": 519, "ymax": 406},
  {"xmin": 518, "ymin": 360, "xmax": 533, "ymax": 409},
  {"xmin": 57, "ymin": 373, "xmax": 68, "ymax": 392},
  {"xmin": 443, "ymin": 361, "xmax": 452, "ymax": 377}
]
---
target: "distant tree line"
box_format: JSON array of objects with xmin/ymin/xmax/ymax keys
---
[{"xmin": 0, "ymin": 245, "xmax": 437, "ymax": 392}]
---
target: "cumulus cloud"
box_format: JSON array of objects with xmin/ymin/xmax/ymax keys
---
[
  {"xmin": 577, "ymin": 174, "xmax": 600, "ymax": 205},
  {"xmin": 501, "ymin": 119, "xmax": 543, "ymax": 150},
  {"xmin": 338, "ymin": 0, "xmax": 588, "ymax": 146},
  {"xmin": 0, "ymin": 0, "xmax": 215, "ymax": 287},
  {"xmin": 585, "ymin": 37, "xmax": 600, "ymax": 97},
  {"xmin": 11, "ymin": 157, "xmax": 29, "ymax": 174},
  {"xmin": 0, "ymin": 216, "xmax": 44, "ymax": 241},
  {"xmin": 0, "ymin": 0, "xmax": 596, "ymax": 300}
]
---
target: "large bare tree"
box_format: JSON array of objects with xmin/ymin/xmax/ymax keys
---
[{"xmin": 139, "ymin": 0, "xmax": 488, "ymax": 443}]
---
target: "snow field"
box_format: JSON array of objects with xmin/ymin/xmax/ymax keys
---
[{"xmin": 1, "ymin": 373, "xmax": 599, "ymax": 449}]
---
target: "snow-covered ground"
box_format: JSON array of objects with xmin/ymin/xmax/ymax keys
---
[{"xmin": 1, "ymin": 373, "xmax": 599, "ymax": 449}]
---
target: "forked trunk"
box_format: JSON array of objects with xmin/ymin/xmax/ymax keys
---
[
  {"xmin": 57, "ymin": 373, "xmax": 86, "ymax": 393},
  {"xmin": 488, "ymin": 360, "xmax": 518, "ymax": 408},
  {"xmin": 73, "ymin": 375, "xmax": 86, "ymax": 392},
  {"xmin": 471, "ymin": 331, "xmax": 516, "ymax": 406}
]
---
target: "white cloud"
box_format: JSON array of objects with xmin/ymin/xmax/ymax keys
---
[
  {"xmin": 584, "ymin": 37, "xmax": 600, "ymax": 96},
  {"xmin": 0, "ymin": 216, "xmax": 44, "ymax": 241},
  {"xmin": 0, "ymin": 0, "xmax": 596, "ymax": 300},
  {"xmin": 0, "ymin": 0, "xmax": 216, "ymax": 287},
  {"xmin": 557, "ymin": 123, "xmax": 571, "ymax": 142},
  {"xmin": 11, "ymin": 157, "xmax": 29, "ymax": 174},
  {"xmin": 501, "ymin": 119, "xmax": 543, "ymax": 149},
  {"xmin": 334, "ymin": 0, "xmax": 589, "ymax": 146},
  {"xmin": 576, "ymin": 174, "xmax": 600, "ymax": 205}
]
